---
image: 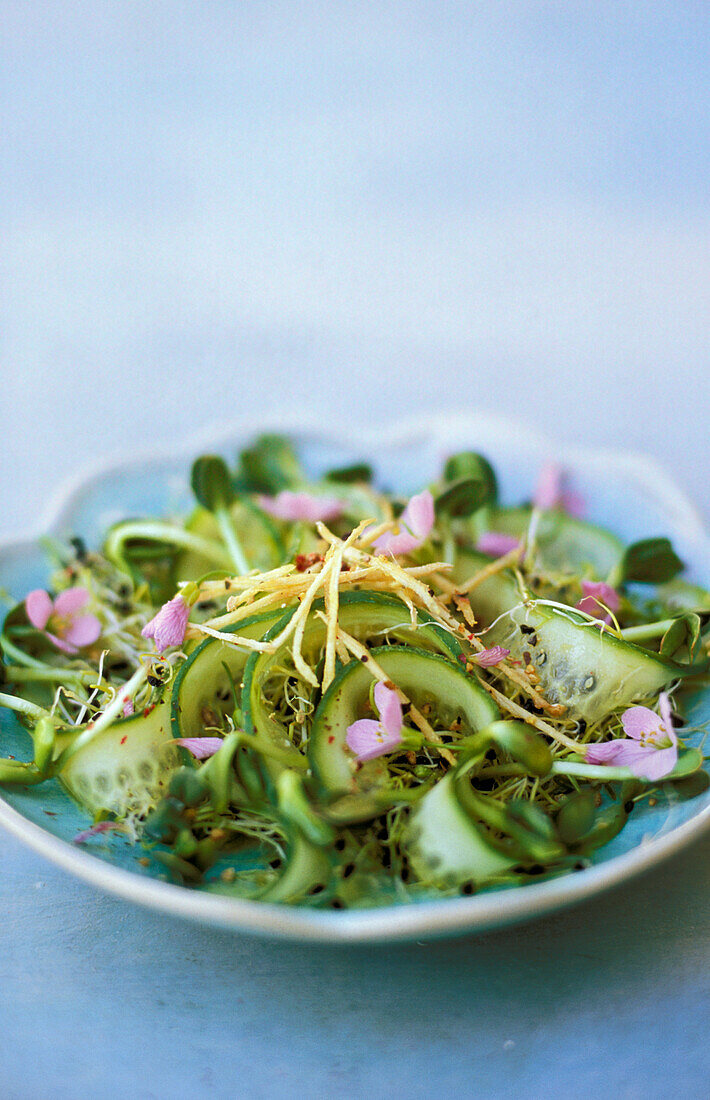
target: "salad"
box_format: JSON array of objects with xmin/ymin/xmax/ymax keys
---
[{"xmin": 0, "ymin": 435, "xmax": 708, "ymax": 909}]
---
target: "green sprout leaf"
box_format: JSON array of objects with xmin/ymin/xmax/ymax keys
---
[
  {"xmin": 238, "ymin": 435, "xmax": 303, "ymax": 494},
  {"xmin": 620, "ymin": 537, "xmax": 684, "ymax": 584},
  {"xmin": 443, "ymin": 452, "xmax": 498, "ymax": 502},
  {"xmin": 434, "ymin": 477, "xmax": 493, "ymax": 519},
  {"xmin": 660, "ymin": 613, "xmax": 702, "ymax": 664},
  {"xmin": 191, "ymin": 455, "xmax": 236, "ymax": 512},
  {"xmin": 325, "ymin": 462, "xmax": 373, "ymax": 484}
]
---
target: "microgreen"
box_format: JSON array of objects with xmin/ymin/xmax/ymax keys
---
[{"xmin": 619, "ymin": 537, "xmax": 684, "ymax": 585}]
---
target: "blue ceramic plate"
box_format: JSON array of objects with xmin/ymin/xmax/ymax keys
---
[{"xmin": 1, "ymin": 413, "xmax": 708, "ymax": 942}]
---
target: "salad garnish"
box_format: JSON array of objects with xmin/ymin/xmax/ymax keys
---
[{"xmin": 0, "ymin": 434, "xmax": 708, "ymax": 908}]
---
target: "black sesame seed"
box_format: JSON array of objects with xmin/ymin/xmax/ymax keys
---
[{"xmin": 624, "ymin": 800, "xmax": 635, "ymax": 814}]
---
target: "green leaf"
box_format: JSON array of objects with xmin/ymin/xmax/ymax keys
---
[
  {"xmin": 325, "ymin": 462, "xmax": 373, "ymax": 484},
  {"xmin": 434, "ymin": 477, "xmax": 493, "ymax": 519},
  {"xmin": 443, "ymin": 452, "xmax": 498, "ymax": 501},
  {"xmin": 660, "ymin": 613, "xmax": 702, "ymax": 663},
  {"xmin": 238, "ymin": 435, "xmax": 303, "ymax": 494},
  {"xmin": 621, "ymin": 537, "xmax": 684, "ymax": 584},
  {"xmin": 191, "ymin": 455, "xmax": 236, "ymax": 512}
]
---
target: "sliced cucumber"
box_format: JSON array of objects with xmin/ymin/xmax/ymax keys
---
[
  {"xmin": 452, "ymin": 549, "xmax": 691, "ymax": 723},
  {"xmin": 483, "ymin": 506, "xmax": 623, "ymax": 577},
  {"xmin": 309, "ymin": 646, "xmax": 499, "ymax": 824},
  {"xmin": 258, "ymin": 833, "xmax": 334, "ymax": 904},
  {"xmin": 175, "ymin": 500, "xmax": 285, "ymax": 581},
  {"xmin": 170, "ymin": 610, "xmax": 286, "ymax": 741},
  {"xmin": 404, "ymin": 771, "xmax": 516, "ymax": 887},
  {"xmin": 59, "ymin": 702, "xmax": 178, "ymax": 817},
  {"xmin": 242, "ymin": 591, "xmax": 463, "ymax": 753}
]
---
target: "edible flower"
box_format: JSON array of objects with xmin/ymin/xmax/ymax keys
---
[
  {"xmin": 25, "ymin": 587, "xmax": 101, "ymax": 655},
  {"xmin": 72, "ymin": 821, "xmax": 126, "ymax": 845},
  {"xmin": 576, "ymin": 580, "xmax": 620, "ymax": 624},
  {"xmin": 475, "ymin": 532, "xmax": 521, "ymax": 557},
  {"xmin": 346, "ymin": 682, "xmax": 404, "ymax": 762},
  {"xmin": 472, "ymin": 646, "xmax": 510, "ymax": 667},
  {"xmin": 258, "ymin": 491, "xmax": 343, "ymax": 523},
  {"xmin": 142, "ymin": 594, "xmax": 191, "ymax": 653},
  {"xmin": 373, "ymin": 490, "xmax": 435, "ymax": 555},
  {"xmin": 534, "ymin": 462, "xmax": 584, "ymax": 516},
  {"xmin": 174, "ymin": 737, "xmax": 224, "ymax": 760},
  {"xmin": 585, "ymin": 692, "xmax": 678, "ymax": 781}
]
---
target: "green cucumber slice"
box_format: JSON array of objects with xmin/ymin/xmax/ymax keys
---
[
  {"xmin": 242, "ymin": 591, "xmax": 463, "ymax": 753},
  {"xmin": 482, "ymin": 600, "xmax": 687, "ymax": 723},
  {"xmin": 453, "ymin": 550, "xmax": 691, "ymax": 722},
  {"xmin": 170, "ymin": 610, "xmax": 286, "ymax": 741},
  {"xmin": 59, "ymin": 702, "xmax": 178, "ymax": 817},
  {"xmin": 404, "ymin": 771, "xmax": 515, "ymax": 887},
  {"xmin": 484, "ymin": 506, "xmax": 623, "ymax": 576},
  {"xmin": 309, "ymin": 645, "xmax": 499, "ymax": 824},
  {"xmin": 175, "ymin": 500, "xmax": 284, "ymax": 581}
]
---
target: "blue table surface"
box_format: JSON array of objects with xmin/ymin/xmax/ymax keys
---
[{"xmin": 2, "ymin": 826, "xmax": 708, "ymax": 1099}]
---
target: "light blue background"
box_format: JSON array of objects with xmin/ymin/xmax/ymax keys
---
[{"xmin": 1, "ymin": 4, "xmax": 709, "ymax": 1098}]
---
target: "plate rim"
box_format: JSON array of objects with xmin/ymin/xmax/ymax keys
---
[{"xmin": 2, "ymin": 410, "xmax": 709, "ymax": 943}]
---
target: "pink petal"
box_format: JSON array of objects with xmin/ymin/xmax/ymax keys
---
[
  {"xmin": 630, "ymin": 743, "xmax": 678, "ymax": 782},
  {"xmin": 374, "ymin": 490, "xmax": 435, "ymax": 555},
  {"xmin": 142, "ymin": 594, "xmax": 190, "ymax": 653},
  {"xmin": 62, "ymin": 613, "xmax": 102, "ymax": 649},
  {"xmin": 25, "ymin": 589, "xmax": 53, "ymax": 630},
  {"xmin": 658, "ymin": 692, "xmax": 678, "ymax": 748},
  {"xmin": 122, "ymin": 699, "xmax": 134, "ymax": 718},
  {"xmin": 585, "ymin": 739, "xmax": 631, "ymax": 765},
  {"xmin": 45, "ymin": 630, "xmax": 78, "ymax": 655},
  {"xmin": 402, "ymin": 490, "xmax": 435, "ymax": 539},
  {"xmin": 345, "ymin": 718, "xmax": 403, "ymax": 762},
  {"xmin": 621, "ymin": 706, "xmax": 665, "ymax": 742},
  {"xmin": 54, "ymin": 587, "xmax": 90, "ymax": 616},
  {"xmin": 476, "ymin": 532, "xmax": 521, "ymax": 558},
  {"xmin": 373, "ymin": 681, "xmax": 403, "ymax": 737},
  {"xmin": 258, "ymin": 491, "xmax": 343, "ymax": 523},
  {"xmin": 533, "ymin": 463, "xmax": 584, "ymax": 516},
  {"xmin": 586, "ymin": 739, "xmax": 660, "ymax": 776},
  {"xmin": 472, "ymin": 646, "xmax": 510, "ymax": 667},
  {"xmin": 561, "ymin": 490, "xmax": 585, "ymax": 518},
  {"xmin": 73, "ymin": 821, "xmax": 125, "ymax": 844},
  {"xmin": 576, "ymin": 598, "xmax": 612, "ymax": 622},
  {"xmin": 580, "ymin": 580, "xmax": 620, "ymax": 613},
  {"xmin": 174, "ymin": 737, "xmax": 224, "ymax": 760},
  {"xmin": 534, "ymin": 462, "xmax": 564, "ymax": 510}
]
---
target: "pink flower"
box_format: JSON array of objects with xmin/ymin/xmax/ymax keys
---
[
  {"xmin": 174, "ymin": 737, "xmax": 224, "ymax": 760},
  {"xmin": 534, "ymin": 462, "xmax": 584, "ymax": 516},
  {"xmin": 346, "ymin": 682, "xmax": 404, "ymax": 762},
  {"xmin": 576, "ymin": 580, "xmax": 620, "ymax": 623},
  {"xmin": 122, "ymin": 699, "xmax": 134, "ymax": 718},
  {"xmin": 25, "ymin": 587, "xmax": 102, "ymax": 655},
  {"xmin": 476, "ymin": 532, "xmax": 521, "ymax": 558},
  {"xmin": 142, "ymin": 594, "xmax": 190, "ymax": 653},
  {"xmin": 472, "ymin": 646, "xmax": 510, "ymax": 667},
  {"xmin": 258, "ymin": 491, "xmax": 343, "ymax": 523},
  {"xmin": 73, "ymin": 821, "xmax": 126, "ymax": 845},
  {"xmin": 373, "ymin": 490, "xmax": 435, "ymax": 555},
  {"xmin": 586, "ymin": 692, "xmax": 678, "ymax": 782}
]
